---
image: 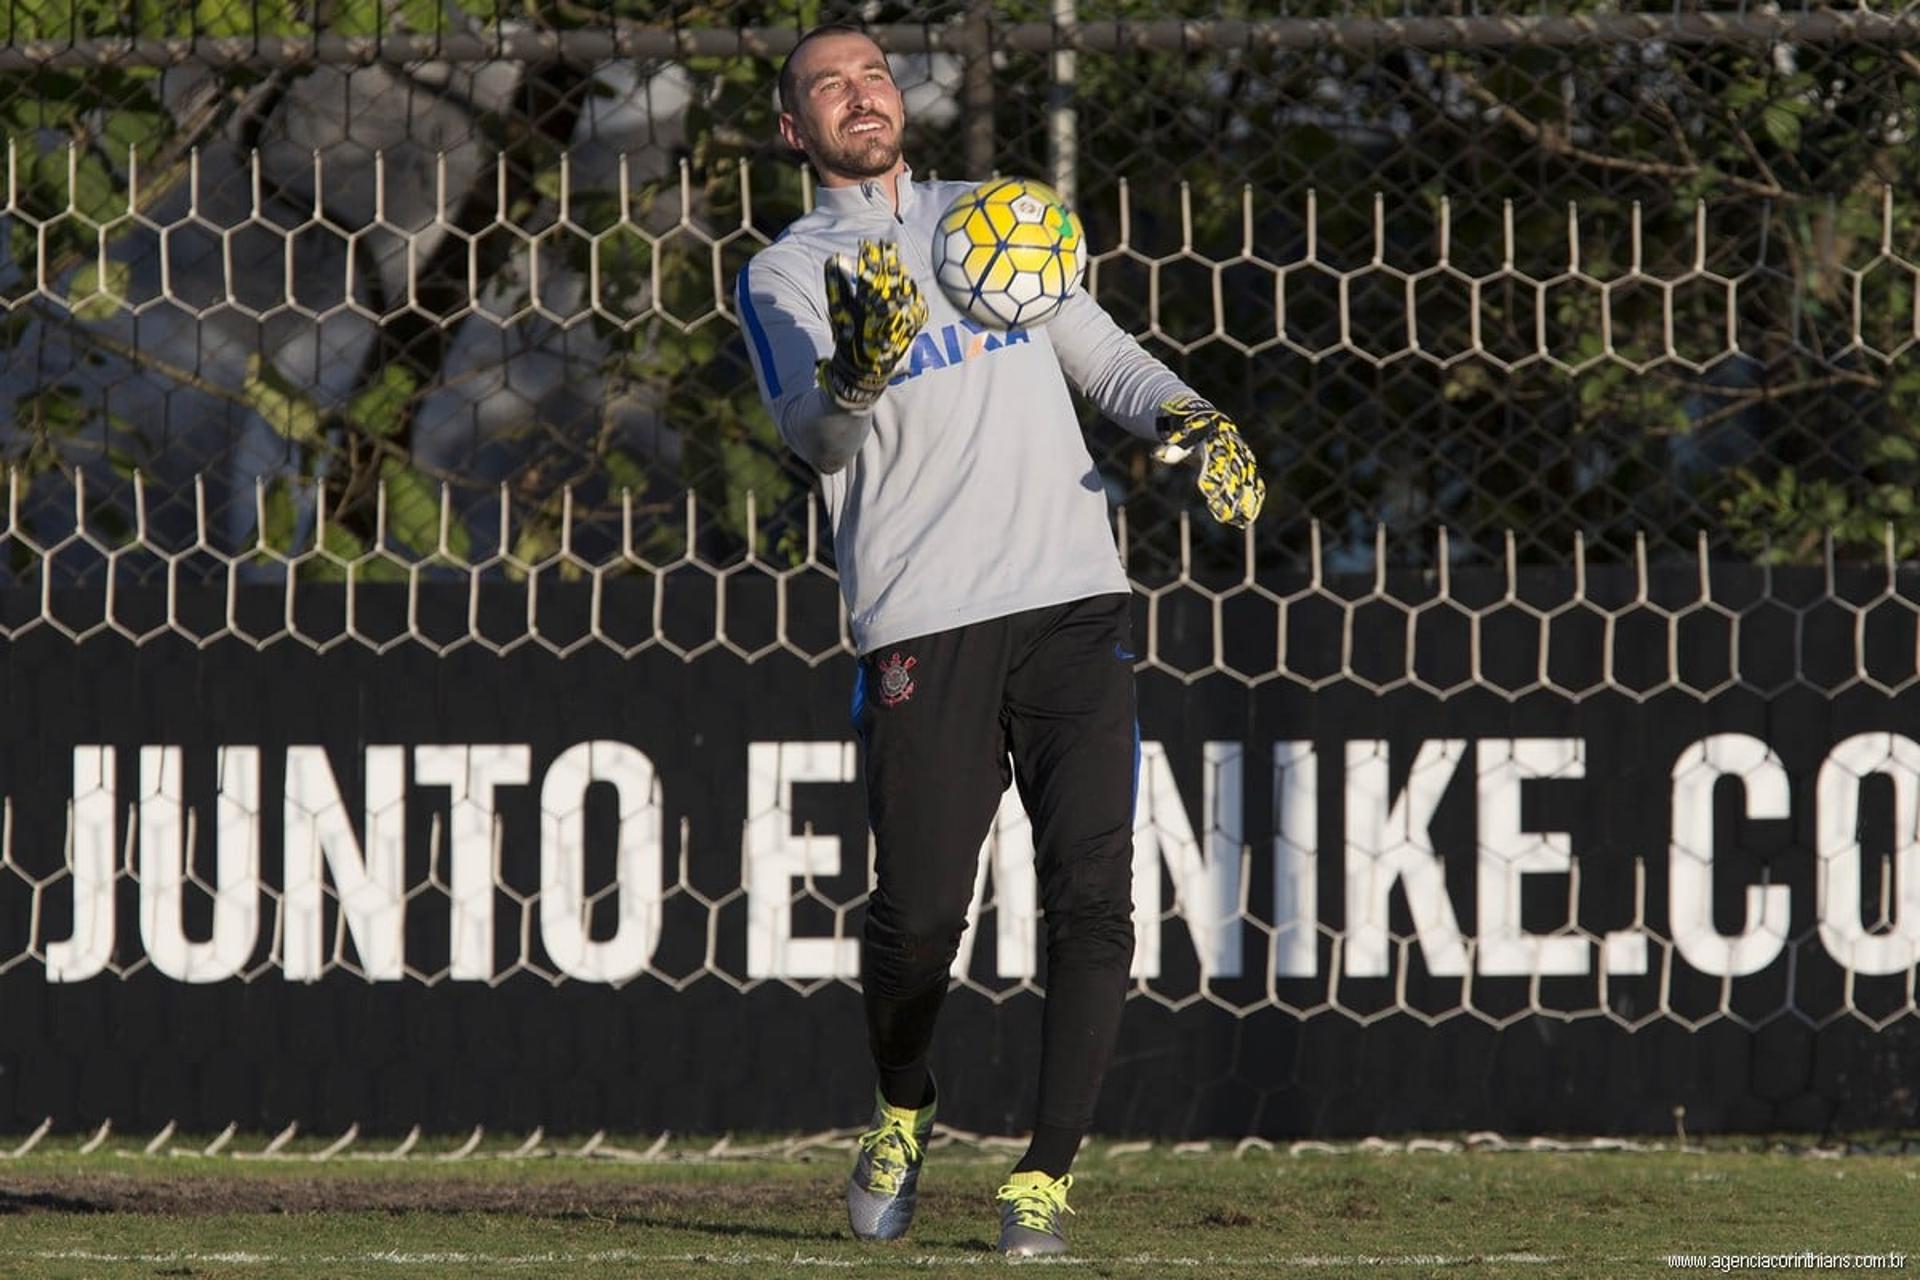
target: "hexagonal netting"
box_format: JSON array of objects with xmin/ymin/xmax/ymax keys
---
[
  {"xmin": 7, "ymin": 5, "xmax": 1920, "ymax": 1140},
  {"xmin": 4, "ymin": 3, "xmax": 1920, "ymax": 581}
]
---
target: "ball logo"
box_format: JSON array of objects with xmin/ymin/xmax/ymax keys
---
[
  {"xmin": 875, "ymin": 652, "xmax": 918, "ymax": 707},
  {"xmin": 1011, "ymin": 194, "xmax": 1046, "ymax": 221}
]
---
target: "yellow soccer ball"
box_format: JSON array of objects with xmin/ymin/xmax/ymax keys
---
[{"xmin": 930, "ymin": 177, "xmax": 1085, "ymax": 330}]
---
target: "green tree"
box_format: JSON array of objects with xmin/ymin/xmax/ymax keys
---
[{"xmin": 6, "ymin": 0, "xmax": 1920, "ymax": 579}]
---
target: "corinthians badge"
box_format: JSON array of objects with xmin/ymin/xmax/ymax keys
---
[{"xmin": 875, "ymin": 652, "xmax": 918, "ymax": 707}]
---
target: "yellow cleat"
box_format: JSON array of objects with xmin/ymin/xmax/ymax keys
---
[
  {"xmin": 995, "ymin": 1170, "xmax": 1074, "ymax": 1257},
  {"xmin": 846, "ymin": 1088, "xmax": 937, "ymax": 1241}
]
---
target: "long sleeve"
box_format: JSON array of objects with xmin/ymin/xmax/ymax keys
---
[
  {"xmin": 735, "ymin": 175, "xmax": 1137, "ymax": 654},
  {"xmin": 1046, "ymin": 286, "xmax": 1194, "ymax": 441},
  {"xmin": 735, "ymin": 254, "xmax": 875, "ymax": 475}
]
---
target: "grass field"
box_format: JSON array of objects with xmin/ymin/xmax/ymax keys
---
[{"xmin": 0, "ymin": 1134, "xmax": 1916, "ymax": 1278}]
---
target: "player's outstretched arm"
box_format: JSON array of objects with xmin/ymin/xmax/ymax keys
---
[
  {"xmin": 1047, "ymin": 286, "xmax": 1189, "ymax": 437},
  {"xmin": 818, "ymin": 240, "xmax": 929, "ymax": 410},
  {"xmin": 1047, "ymin": 287, "xmax": 1266, "ymax": 527},
  {"xmin": 1154, "ymin": 395, "xmax": 1266, "ymax": 528}
]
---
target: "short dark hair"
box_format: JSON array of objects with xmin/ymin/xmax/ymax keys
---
[{"xmin": 777, "ymin": 22, "xmax": 875, "ymax": 112}]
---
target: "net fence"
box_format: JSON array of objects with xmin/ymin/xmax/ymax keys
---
[
  {"xmin": 0, "ymin": 511, "xmax": 1917, "ymax": 1042},
  {"xmin": 6, "ymin": 470, "xmax": 1920, "ymax": 696},
  {"xmin": 7, "ymin": 2, "xmax": 1920, "ymax": 580},
  {"xmin": 4, "ymin": 0, "xmax": 1920, "ymax": 1102}
]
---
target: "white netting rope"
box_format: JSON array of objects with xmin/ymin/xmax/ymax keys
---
[
  {"xmin": 0, "ymin": 1116, "xmax": 1877, "ymax": 1162},
  {"xmin": 0, "ymin": 147, "xmax": 1917, "ymax": 1024},
  {"xmin": 0, "ymin": 484, "xmax": 1917, "ymax": 1030},
  {"xmin": 7, "ymin": 469, "xmax": 1920, "ymax": 700},
  {"xmin": 7, "ymin": 145, "xmax": 1920, "ymax": 368}
]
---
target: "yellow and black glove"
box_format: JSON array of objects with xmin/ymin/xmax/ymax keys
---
[
  {"xmin": 817, "ymin": 239, "xmax": 929, "ymax": 411},
  {"xmin": 1153, "ymin": 395, "xmax": 1266, "ymax": 528}
]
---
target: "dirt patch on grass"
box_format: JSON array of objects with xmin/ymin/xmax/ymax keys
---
[{"xmin": 0, "ymin": 1173, "xmax": 831, "ymax": 1218}]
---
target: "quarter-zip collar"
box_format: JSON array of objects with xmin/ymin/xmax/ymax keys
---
[{"xmin": 814, "ymin": 166, "xmax": 918, "ymax": 222}]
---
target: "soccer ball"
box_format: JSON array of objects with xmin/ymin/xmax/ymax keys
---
[{"xmin": 930, "ymin": 177, "xmax": 1085, "ymax": 330}]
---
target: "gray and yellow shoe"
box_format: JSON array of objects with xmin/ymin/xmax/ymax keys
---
[
  {"xmin": 995, "ymin": 1170, "xmax": 1074, "ymax": 1257},
  {"xmin": 846, "ymin": 1089, "xmax": 937, "ymax": 1241}
]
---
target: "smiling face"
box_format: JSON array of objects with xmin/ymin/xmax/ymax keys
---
[{"xmin": 777, "ymin": 31, "xmax": 907, "ymax": 187}]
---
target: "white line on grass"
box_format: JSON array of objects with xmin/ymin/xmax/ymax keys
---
[
  {"xmin": 1289, "ymin": 1256, "xmax": 1560, "ymax": 1268},
  {"xmin": 17, "ymin": 1247, "xmax": 1569, "ymax": 1270}
]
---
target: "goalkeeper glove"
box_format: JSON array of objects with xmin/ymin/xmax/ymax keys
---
[
  {"xmin": 1153, "ymin": 395, "xmax": 1266, "ymax": 528},
  {"xmin": 817, "ymin": 239, "xmax": 929, "ymax": 411}
]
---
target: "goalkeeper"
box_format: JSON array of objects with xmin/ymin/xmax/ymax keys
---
[{"xmin": 735, "ymin": 22, "xmax": 1265, "ymax": 1259}]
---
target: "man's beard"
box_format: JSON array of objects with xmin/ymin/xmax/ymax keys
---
[{"xmin": 808, "ymin": 116, "xmax": 902, "ymax": 180}]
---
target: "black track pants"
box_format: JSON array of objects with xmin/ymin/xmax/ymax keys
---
[{"xmin": 853, "ymin": 593, "xmax": 1138, "ymax": 1134}]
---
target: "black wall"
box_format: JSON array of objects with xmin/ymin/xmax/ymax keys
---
[{"xmin": 0, "ymin": 571, "xmax": 1915, "ymax": 1138}]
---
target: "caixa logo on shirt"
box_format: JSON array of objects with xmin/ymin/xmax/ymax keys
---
[{"xmin": 888, "ymin": 319, "xmax": 1031, "ymax": 385}]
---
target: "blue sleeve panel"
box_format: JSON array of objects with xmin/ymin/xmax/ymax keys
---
[{"xmin": 733, "ymin": 246, "xmax": 876, "ymax": 474}]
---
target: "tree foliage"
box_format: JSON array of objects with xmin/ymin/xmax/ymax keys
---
[{"xmin": 1, "ymin": 0, "xmax": 1918, "ymax": 577}]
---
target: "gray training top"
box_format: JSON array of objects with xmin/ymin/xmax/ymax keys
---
[{"xmin": 737, "ymin": 169, "xmax": 1195, "ymax": 654}]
